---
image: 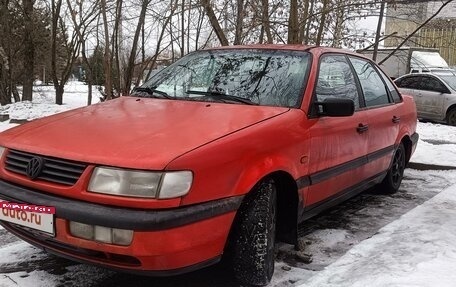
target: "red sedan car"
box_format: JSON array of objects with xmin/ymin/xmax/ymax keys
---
[{"xmin": 0, "ymin": 45, "xmax": 417, "ymax": 286}]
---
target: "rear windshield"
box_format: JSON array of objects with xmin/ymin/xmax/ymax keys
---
[
  {"xmin": 439, "ymin": 75, "xmax": 456, "ymax": 91},
  {"xmin": 140, "ymin": 49, "xmax": 311, "ymax": 108}
]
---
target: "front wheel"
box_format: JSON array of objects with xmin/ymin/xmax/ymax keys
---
[
  {"xmin": 229, "ymin": 178, "xmax": 277, "ymax": 286},
  {"xmin": 380, "ymin": 143, "xmax": 406, "ymax": 194},
  {"xmin": 446, "ymin": 108, "xmax": 456, "ymax": 126}
]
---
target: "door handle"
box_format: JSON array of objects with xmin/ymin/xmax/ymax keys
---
[
  {"xmin": 357, "ymin": 123, "xmax": 369, "ymax": 133},
  {"xmin": 392, "ymin": 116, "xmax": 401, "ymax": 124}
]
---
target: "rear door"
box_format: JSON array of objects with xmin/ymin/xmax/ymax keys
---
[
  {"xmin": 416, "ymin": 75, "xmax": 448, "ymax": 120},
  {"xmin": 395, "ymin": 75, "xmax": 424, "ymax": 115},
  {"xmin": 348, "ymin": 56, "xmax": 400, "ymax": 179},
  {"xmin": 307, "ymin": 54, "xmax": 370, "ymax": 206}
]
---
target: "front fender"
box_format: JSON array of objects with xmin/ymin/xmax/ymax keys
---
[{"xmin": 165, "ymin": 109, "xmax": 311, "ymax": 207}]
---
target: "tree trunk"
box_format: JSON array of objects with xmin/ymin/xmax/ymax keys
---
[
  {"xmin": 112, "ymin": 0, "xmax": 123, "ymax": 96},
  {"xmin": 234, "ymin": 0, "xmax": 243, "ymax": 45},
  {"xmin": 51, "ymin": 0, "xmax": 62, "ymax": 104},
  {"xmin": 123, "ymin": 0, "xmax": 150, "ymax": 95},
  {"xmin": 200, "ymin": 0, "xmax": 229, "ymax": 46},
  {"xmin": 304, "ymin": 0, "xmax": 314, "ymax": 44},
  {"xmin": 12, "ymin": 85, "xmax": 20, "ymax": 103},
  {"xmin": 22, "ymin": 0, "xmax": 34, "ymax": 101},
  {"xmin": 288, "ymin": 0, "xmax": 299, "ymax": 44},
  {"xmin": 262, "ymin": 0, "xmax": 272, "ymax": 43},
  {"xmin": 315, "ymin": 0, "xmax": 329, "ymax": 46},
  {"xmin": 332, "ymin": 0, "xmax": 345, "ymax": 48},
  {"xmin": 181, "ymin": 0, "xmax": 185, "ymax": 55},
  {"xmin": 299, "ymin": 0, "xmax": 310, "ymax": 43},
  {"xmin": 55, "ymin": 85, "xmax": 64, "ymax": 105},
  {"xmin": 372, "ymin": 1, "xmax": 386, "ymax": 61},
  {"xmin": 100, "ymin": 0, "xmax": 113, "ymax": 100}
]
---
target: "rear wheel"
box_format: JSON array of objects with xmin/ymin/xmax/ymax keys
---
[
  {"xmin": 446, "ymin": 108, "xmax": 456, "ymax": 126},
  {"xmin": 229, "ymin": 178, "xmax": 277, "ymax": 286},
  {"xmin": 380, "ymin": 143, "xmax": 406, "ymax": 194}
]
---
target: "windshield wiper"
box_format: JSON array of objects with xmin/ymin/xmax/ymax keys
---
[
  {"xmin": 132, "ymin": 86, "xmax": 173, "ymax": 99},
  {"xmin": 186, "ymin": 90, "xmax": 258, "ymax": 105}
]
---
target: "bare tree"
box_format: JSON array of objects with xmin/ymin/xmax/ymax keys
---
[
  {"xmin": 22, "ymin": 0, "xmax": 34, "ymax": 101},
  {"xmin": 201, "ymin": 0, "xmax": 229, "ymax": 46},
  {"xmin": 51, "ymin": 0, "xmax": 80, "ymax": 105},
  {"xmin": 379, "ymin": 0, "xmax": 454, "ymax": 65},
  {"xmin": 315, "ymin": 0, "xmax": 330, "ymax": 45},
  {"xmin": 288, "ymin": 0, "xmax": 299, "ymax": 44},
  {"xmin": 100, "ymin": 0, "xmax": 113, "ymax": 100},
  {"xmin": 123, "ymin": 0, "xmax": 152, "ymax": 95},
  {"xmin": 234, "ymin": 0, "xmax": 244, "ymax": 44},
  {"xmin": 67, "ymin": 0, "xmax": 99, "ymax": 105}
]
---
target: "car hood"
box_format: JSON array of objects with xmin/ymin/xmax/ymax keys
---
[{"xmin": 0, "ymin": 97, "xmax": 289, "ymax": 169}]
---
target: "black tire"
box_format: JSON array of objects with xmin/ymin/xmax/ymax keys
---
[
  {"xmin": 229, "ymin": 179, "xmax": 277, "ymax": 286},
  {"xmin": 380, "ymin": 143, "xmax": 406, "ymax": 194},
  {"xmin": 446, "ymin": 108, "xmax": 456, "ymax": 126}
]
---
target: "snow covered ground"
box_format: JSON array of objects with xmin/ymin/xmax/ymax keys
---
[
  {"xmin": 1, "ymin": 83, "xmax": 456, "ymax": 286},
  {"xmin": 412, "ymin": 122, "xmax": 456, "ymax": 167},
  {"xmin": 298, "ymin": 183, "xmax": 456, "ymax": 287},
  {"xmin": 0, "ymin": 82, "xmax": 101, "ymax": 132}
]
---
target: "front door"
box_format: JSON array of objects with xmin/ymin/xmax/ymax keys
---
[{"xmin": 307, "ymin": 54, "xmax": 369, "ymax": 207}]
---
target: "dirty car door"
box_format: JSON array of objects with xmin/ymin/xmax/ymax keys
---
[
  {"xmin": 417, "ymin": 75, "xmax": 448, "ymax": 121},
  {"xmin": 307, "ymin": 54, "xmax": 370, "ymax": 208}
]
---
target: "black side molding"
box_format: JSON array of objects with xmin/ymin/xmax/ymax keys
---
[{"xmin": 295, "ymin": 145, "xmax": 395, "ymax": 189}]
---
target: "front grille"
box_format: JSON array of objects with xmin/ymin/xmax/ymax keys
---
[{"xmin": 5, "ymin": 149, "xmax": 87, "ymax": 186}]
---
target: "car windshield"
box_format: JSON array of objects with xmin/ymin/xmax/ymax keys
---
[
  {"xmin": 138, "ymin": 49, "xmax": 311, "ymax": 107},
  {"xmin": 440, "ymin": 75, "xmax": 456, "ymax": 91}
]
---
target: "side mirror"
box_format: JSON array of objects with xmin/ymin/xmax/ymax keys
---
[{"xmin": 316, "ymin": 98, "xmax": 355, "ymax": 117}]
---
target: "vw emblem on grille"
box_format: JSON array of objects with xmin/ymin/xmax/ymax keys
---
[{"xmin": 26, "ymin": 157, "xmax": 45, "ymax": 180}]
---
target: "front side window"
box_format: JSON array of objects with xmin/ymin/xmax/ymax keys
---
[
  {"xmin": 140, "ymin": 50, "xmax": 310, "ymax": 108},
  {"xmin": 349, "ymin": 57, "xmax": 390, "ymax": 107},
  {"xmin": 315, "ymin": 55, "xmax": 359, "ymax": 109}
]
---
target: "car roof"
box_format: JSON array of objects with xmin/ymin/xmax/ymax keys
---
[
  {"xmin": 395, "ymin": 73, "xmax": 446, "ymax": 80},
  {"xmin": 204, "ymin": 44, "xmax": 368, "ymax": 58}
]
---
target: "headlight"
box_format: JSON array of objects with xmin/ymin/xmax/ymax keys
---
[{"xmin": 88, "ymin": 167, "xmax": 193, "ymax": 199}]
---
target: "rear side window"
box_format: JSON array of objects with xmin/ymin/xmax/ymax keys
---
[
  {"xmin": 349, "ymin": 57, "xmax": 390, "ymax": 107},
  {"xmin": 316, "ymin": 55, "xmax": 360, "ymax": 109},
  {"xmin": 377, "ymin": 68, "xmax": 402, "ymax": 103},
  {"xmin": 395, "ymin": 76, "xmax": 422, "ymax": 89},
  {"xmin": 420, "ymin": 76, "xmax": 448, "ymax": 93}
]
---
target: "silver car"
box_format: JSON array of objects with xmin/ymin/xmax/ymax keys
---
[{"xmin": 395, "ymin": 73, "xmax": 456, "ymax": 125}]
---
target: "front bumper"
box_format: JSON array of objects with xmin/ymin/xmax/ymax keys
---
[{"xmin": 0, "ymin": 180, "xmax": 243, "ymax": 274}]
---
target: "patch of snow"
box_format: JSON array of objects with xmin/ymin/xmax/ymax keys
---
[
  {"xmin": 411, "ymin": 122, "xmax": 456, "ymax": 167},
  {"xmin": 0, "ymin": 270, "xmax": 60, "ymax": 287},
  {"xmin": 271, "ymin": 262, "xmax": 314, "ymax": 286},
  {"xmin": 0, "ymin": 264, "xmax": 113, "ymax": 287},
  {"xmin": 298, "ymin": 183, "xmax": 456, "ymax": 287},
  {"xmin": 0, "ymin": 81, "xmax": 101, "ymax": 121},
  {"xmin": 0, "ymin": 242, "xmax": 47, "ymax": 265}
]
